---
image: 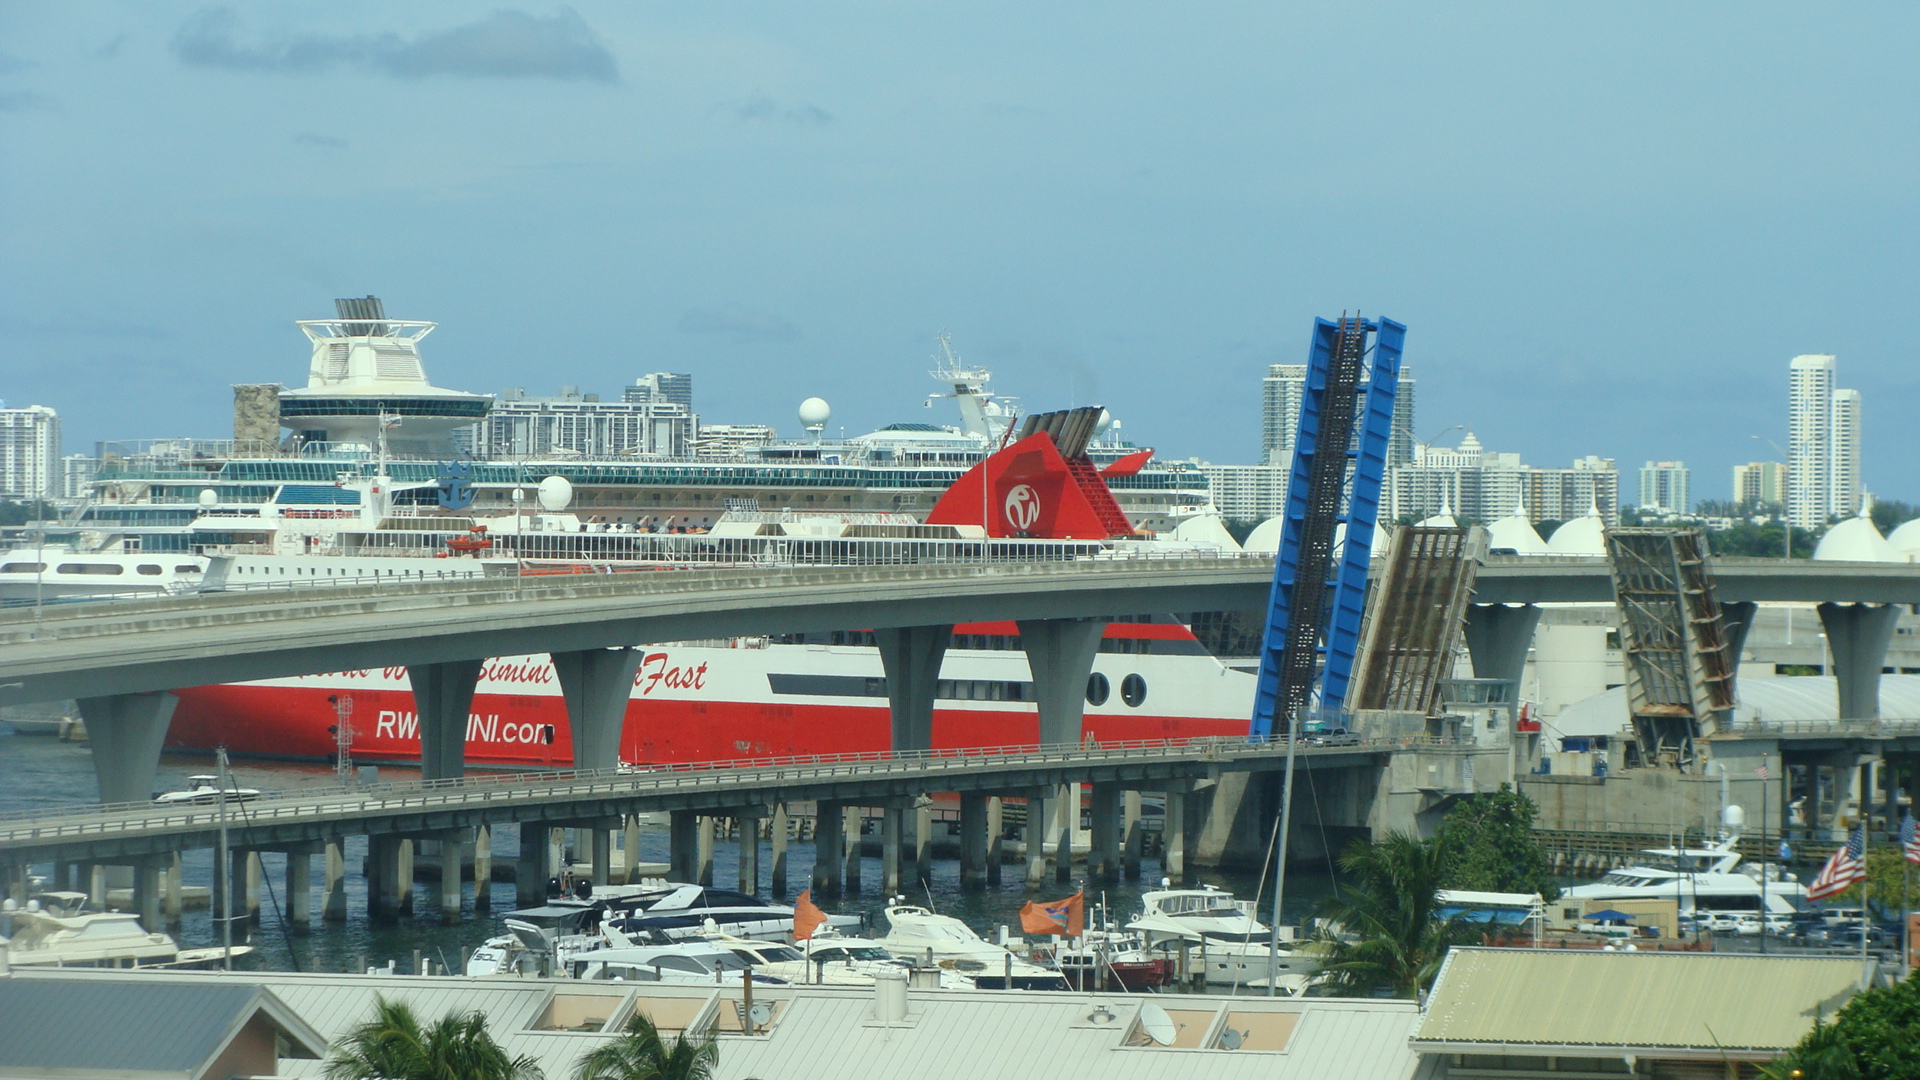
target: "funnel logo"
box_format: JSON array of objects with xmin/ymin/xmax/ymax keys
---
[{"xmin": 1003, "ymin": 484, "xmax": 1041, "ymax": 531}]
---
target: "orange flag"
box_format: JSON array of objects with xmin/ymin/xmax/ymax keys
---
[
  {"xmin": 1019, "ymin": 891, "xmax": 1085, "ymax": 937},
  {"xmin": 793, "ymin": 888, "xmax": 828, "ymax": 941}
]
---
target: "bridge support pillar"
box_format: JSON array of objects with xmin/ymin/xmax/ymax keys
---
[
  {"xmin": 133, "ymin": 859, "xmax": 163, "ymax": 931},
  {"xmin": 987, "ymin": 796, "xmax": 1004, "ymax": 886},
  {"xmin": 440, "ymin": 830, "xmax": 468, "ymax": 918},
  {"xmin": 1163, "ymin": 789, "xmax": 1189, "ymax": 883},
  {"xmin": 621, "ymin": 817, "xmax": 640, "ymax": 886},
  {"xmin": 323, "ymin": 841, "xmax": 348, "ymax": 921},
  {"xmin": 696, "ymin": 816, "xmax": 715, "ymax": 887},
  {"xmin": 165, "ymin": 853, "xmax": 183, "ymax": 925},
  {"xmin": 1088, "ymin": 783, "xmax": 1121, "ymax": 884},
  {"xmin": 368, "ymin": 837, "xmax": 411, "ymax": 921},
  {"xmin": 589, "ymin": 825, "xmax": 612, "ymax": 890},
  {"xmin": 771, "ymin": 805, "xmax": 789, "ymax": 896},
  {"xmin": 959, "ymin": 792, "xmax": 988, "ymax": 890},
  {"xmin": 844, "ymin": 808, "xmax": 864, "ymax": 893},
  {"xmin": 76, "ymin": 692, "xmax": 177, "ymax": 805},
  {"xmin": 1018, "ymin": 620, "xmax": 1106, "ymax": 745},
  {"xmin": 737, "ymin": 808, "xmax": 763, "ymax": 895},
  {"xmin": 1121, "ymin": 790, "xmax": 1144, "ymax": 879},
  {"xmin": 812, "ymin": 802, "xmax": 844, "ymax": 896},
  {"xmin": 1463, "ymin": 604, "xmax": 1543, "ymax": 693},
  {"xmin": 474, "ymin": 826, "xmax": 492, "ymax": 909},
  {"xmin": 517, "ymin": 826, "xmax": 550, "ymax": 906},
  {"xmin": 409, "ymin": 661, "xmax": 483, "ymax": 781},
  {"xmin": 1819, "ymin": 603, "xmax": 1901, "ymax": 719},
  {"xmin": 552, "ymin": 648, "xmax": 644, "ymax": 770},
  {"xmin": 915, "ymin": 800, "xmax": 933, "ymax": 873},
  {"xmin": 1054, "ymin": 783, "xmax": 1075, "ymax": 883},
  {"xmin": 881, "ymin": 805, "xmax": 903, "ymax": 896},
  {"xmin": 1720, "ymin": 601, "xmax": 1759, "ymax": 669},
  {"xmin": 875, "ymin": 626, "xmax": 953, "ymax": 752},
  {"xmin": 285, "ymin": 848, "xmax": 312, "ymax": 930},
  {"xmin": 1025, "ymin": 790, "xmax": 1050, "ymax": 887},
  {"xmin": 669, "ymin": 811, "xmax": 699, "ymax": 885}
]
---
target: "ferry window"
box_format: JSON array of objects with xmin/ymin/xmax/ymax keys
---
[
  {"xmin": 1086, "ymin": 672, "xmax": 1110, "ymax": 706},
  {"xmin": 1121, "ymin": 673, "xmax": 1147, "ymax": 708},
  {"xmin": 0, "ymin": 562, "xmax": 46, "ymax": 573},
  {"xmin": 57, "ymin": 563, "xmax": 123, "ymax": 575},
  {"xmin": 137, "ymin": 564, "xmax": 163, "ymax": 575},
  {"xmin": 175, "ymin": 565, "xmax": 200, "ymax": 574}
]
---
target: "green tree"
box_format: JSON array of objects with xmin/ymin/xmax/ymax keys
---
[
  {"xmin": 572, "ymin": 1012, "xmax": 719, "ymax": 1080},
  {"xmin": 1315, "ymin": 831, "xmax": 1481, "ymax": 999},
  {"xmin": 1819, "ymin": 849, "xmax": 1920, "ymax": 911},
  {"xmin": 1762, "ymin": 972, "xmax": 1920, "ymax": 1080},
  {"xmin": 1868, "ymin": 499, "xmax": 1917, "ymax": 536},
  {"xmin": 324, "ymin": 996, "xmax": 542, "ymax": 1080},
  {"xmin": 1431, "ymin": 784, "xmax": 1560, "ymax": 901}
]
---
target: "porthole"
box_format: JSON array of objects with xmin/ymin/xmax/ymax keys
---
[
  {"xmin": 1085, "ymin": 672, "xmax": 1110, "ymax": 707},
  {"xmin": 1121, "ymin": 673, "xmax": 1147, "ymax": 708}
]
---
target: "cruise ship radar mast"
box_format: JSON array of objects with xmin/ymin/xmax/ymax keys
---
[{"xmin": 929, "ymin": 332, "xmax": 1017, "ymax": 444}]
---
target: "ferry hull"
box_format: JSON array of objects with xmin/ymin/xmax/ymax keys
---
[{"xmin": 165, "ymin": 640, "xmax": 1256, "ymax": 768}]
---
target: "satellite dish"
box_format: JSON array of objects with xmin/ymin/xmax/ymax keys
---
[
  {"xmin": 1219, "ymin": 1028, "xmax": 1243, "ymax": 1051},
  {"xmin": 1138, "ymin": 1002, "xmax": 1176, "ymax": 1046},
  {"xmin": 197, "ymin": 489, "xmax": 219, "ymax": 508},
  {"xmin": 748, "ymin": 1001, "xmax": 774, "ymax": 1027},
  {"xmin": 537, "ymin": 476, "xmax": 573, "ymax": 512}
]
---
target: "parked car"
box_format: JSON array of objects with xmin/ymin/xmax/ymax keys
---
[{"xmin": 1305, "ymin": 728, "xmax": 1362, "ymax": 747}]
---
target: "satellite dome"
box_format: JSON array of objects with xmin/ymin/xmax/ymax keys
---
[
  {"xmin": 798, "ymin": 397, "xmax": 832, "ymax": 428},
  {"xmin": 536, "ymin": 476, "xmax": 573, "ymax": 513},
  {"xmin": 1093, "ymin": 408, "xmax": 1113, "ymax": 435},
  {"xmin": 197, "ymin": 489, "xmax": 219, "ymax": 508}
]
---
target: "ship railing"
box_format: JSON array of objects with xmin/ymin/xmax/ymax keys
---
[{"xmin": 0, "ymin": 734, "xmax": 1419, "ymax": 840}]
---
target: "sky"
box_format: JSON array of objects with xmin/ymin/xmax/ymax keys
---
[{"xmin": 3, "ymin": 2, "xmax": 1917, "ymax": 502}]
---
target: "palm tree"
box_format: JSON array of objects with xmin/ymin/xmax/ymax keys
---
[
  {"xmin": 1315, "ymin": 831, "xmax": 1479, "ymax": 999},
  {"xmin": 572, "ymin": 1012, "xmax": 719, "ymax": 1080},
  {"xmin": 324, "ymin": 996, "xmax": 543, "ymax": 1080}
]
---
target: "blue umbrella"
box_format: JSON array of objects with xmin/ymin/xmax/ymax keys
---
[{"xmin": 1583, "ymin": 909, "xmax": 1636, "ymax": 923}]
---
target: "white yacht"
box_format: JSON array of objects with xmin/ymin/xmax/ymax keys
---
[
  {"xmin": 1559, "ymin": 836, "xmax": 1805, "ymax": 918},
  {"xmin": 871, "ymin": 904, "xmax": 1070, "ymax": 990},
  {"xmin": 1125, "ymin": 885, "xmax": 1321, "ymax": 986},
  {"xmin": 570, "ymin": 941, "xmax": 777, "ymax": 984},
  {"xmin": 153, "ymin": 775, "xmax": 261, "ymax": 805},
  {"xmin": 0, "ymin": 896, "xmax": 249, "ymax": 968}
]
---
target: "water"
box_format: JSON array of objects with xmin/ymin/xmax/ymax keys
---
[{"xmin": 0, "ymin": 725, "xmax": 1338, "ymax": 978}]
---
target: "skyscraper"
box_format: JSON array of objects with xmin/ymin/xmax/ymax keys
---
[
  {"xmin": 1261, "ymin": 363, "xmax": 1414, "ymax": 467},
  {"xmin": 1787, "ymin": 354, "xmax": 1861, "ymax": 528},
  {"xmin": 1731, "ymin": 461, "xmax": 1788, "ymax": 510},
  {"xmin": 1637, "ymin": 461, "xmax": 1691, "ymax": 516},
  {"xmin": 0, "ymin": 404, "xmax": 60, "ymax": 500}
]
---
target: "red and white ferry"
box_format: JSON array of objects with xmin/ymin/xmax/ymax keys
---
[{"xmin": 162, "ymin": 406, "xmax": 1260, "ymax": 767}]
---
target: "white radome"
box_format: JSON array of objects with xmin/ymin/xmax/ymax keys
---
[
  {"xmin": 536, "ymin": 475, "xmax": 573, "ymax": 513},
  {"xmin": 197, "ymin": 489, "xmax": 219, "ymax": 508},
  {"xmin": 798, "ymin": 397, "xmax": 832, "ymax": 428}
]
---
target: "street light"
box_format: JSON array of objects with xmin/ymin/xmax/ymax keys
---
[{"xmin": 1750, "ymin": 436, "xmax": 1792, "ymax": 559}]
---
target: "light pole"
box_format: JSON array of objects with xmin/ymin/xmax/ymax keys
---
[{"xmin": 1751, "ymin": 435, "xmax": 1792, "ymax": 559}]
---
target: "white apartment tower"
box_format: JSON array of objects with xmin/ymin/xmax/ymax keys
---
[
  {"xmin": 1787, "ymin": 354, "xmax": 1861, "ymax": 528},
  {"xmin": 1261, "ymin": 363, "xmax": 1415, "ymax": 467},
  {"xmin": 1637, "ymin": 461, "xmax": 1690, "ymax": 516},
  {"xmin": 0, "ymin": 404, "xmax": 60, "ymax": 500}
]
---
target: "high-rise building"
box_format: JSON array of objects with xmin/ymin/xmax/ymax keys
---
[
  {"xmin": 0, "ymin": 403, "xmax": 60, "ymax": 500},
  {"xmin": 624, "ymin": 373, "xmax": 693, "ymax": 411},
  {"xmin": 1637, "ymin": 461, "xmax": 1690, "ymax": 516},
  {"xmin": 1731, "ymin": 461, "xmax": 1788, "ymax": 510},
  {"xmin": 1786, "ymin": 353, "xmax": 1861, "ymax": 528},
  {"xmin": 1261, "ymin": 363, "xmax": 1414, "ymax": 468},
  {"xmin": 61, "ymin": 454, "xmax": 98, "ymax": 502},
  {"xmin": 1386, "ymin": 433, "xmax": 1619, "ymax": 526}
]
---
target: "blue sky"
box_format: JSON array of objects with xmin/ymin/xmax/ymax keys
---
[{"xmin": 3, "ymin": 3, "xmax": 1916, "ymax": 501}]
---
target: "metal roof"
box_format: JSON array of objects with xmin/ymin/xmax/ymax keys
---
[
  {"xmin": 7, "ymin": 968, "xmax": 1433, "ymax": 1080},
  {"xmin": 0, "ymin": 977, "xmax": 326, "ymax": 1077},
  {"xmin": 1414, "ymin": 948, "xmax": 1864, "ymax": 1055}
]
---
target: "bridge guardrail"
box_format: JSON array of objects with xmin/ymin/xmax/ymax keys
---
[{"xmin": 0, "ymin": 734, "xmax": 1446, "ymax": 847}]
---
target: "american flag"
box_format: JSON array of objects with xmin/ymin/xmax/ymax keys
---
[
  {"xmin": 1806, "ymin": 826, "xmax": 1867, "ymax": 901},
  {"xmin": 1754, "ymin": 764, "xmax": 1770, "ymax": 782},
  {"xmin": 1902, "ymin": 816, "xmax": 1920, "ymax": 867}
]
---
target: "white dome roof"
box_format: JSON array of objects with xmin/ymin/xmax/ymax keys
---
[
  {"xmin": 1487, "ymin": 514, "xmax": 1548, "ymax": 556},
  {"xmin": 1887, "ymin": 518, "xmax": 1920, "ymax": 557},
  {"xmin": 1813, "ymin": 516, "xmax": 1900, "ymax": 562},
  {"xmin": 1370, "ymin": 522, "xmax": 1392, "ymax": 557},
  {"xmin": 1416, "ymin": 512, "xmax": 1458, "ymax": 528},
  {"xmin": 1244, "ymin": 517, "xmax": 1283, "ymax": 554},
  {"xmin": 1547, "ymin": 515, "xmax": 1606, "ymax": 555},
  {"xmin": 1170, "ymin": 512, "xmax": 1241, "ymax": 551}
]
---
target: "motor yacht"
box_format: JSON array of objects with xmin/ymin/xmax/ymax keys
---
[
  {"xmin": 871, "ymin": 904, "xmax": 1069, "ymax": 990},
  {"xmin": 598, "ymin": 884, "xmax": 861, "ymax": 942},
  {"xmin": 153, "ymin": 775, "xmax": 262, "ymax": 805},
  {"xmin": 0, "ymin": 897, "xmax": 249, "ymax": 968},
  {"xmin": 1125, "ymin": 884, "xmax": 1320, "ymax": 986},
  {"xmin": 570, "ymin": 941, "xmax": 782, "ymax": 984},
  {"xmin": 1558, "ymin": 836, "xmax": 1805, "ymax": 920}
]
